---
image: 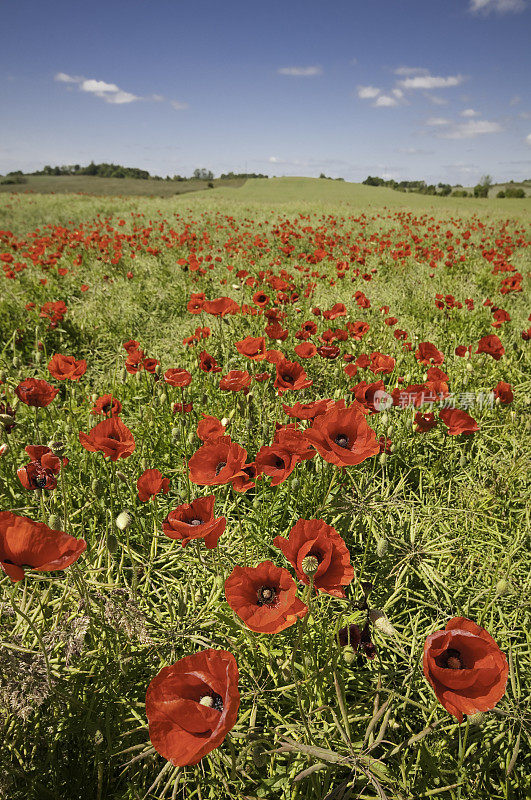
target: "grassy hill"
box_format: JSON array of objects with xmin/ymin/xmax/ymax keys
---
[{"xmin": 0, "ymin": 174, "xmax": 245, "ymax": 197}]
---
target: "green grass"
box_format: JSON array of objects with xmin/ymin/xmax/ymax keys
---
[
  {"xmin": 0, "ymin": 185, "xmax": 529, "ymax": 800},
  {"xmin": 0, "ymin": 174, "xmax": 245, "ymax": 197}
]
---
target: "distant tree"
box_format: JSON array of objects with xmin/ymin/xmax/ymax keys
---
[
  {"xmin": 496, "ymin": 190, "xmax": 506, "ymax": 198},
  {"xmin": 505, "ymin": 187, "xmax": 525, "ymax": 198},
  {"xmin": 193, "ymin": 168, "xmax": 214, "ymax": 181},
  {"xmin": 474, "ymin": 175, "xmax": 492, "ymax": 198}
]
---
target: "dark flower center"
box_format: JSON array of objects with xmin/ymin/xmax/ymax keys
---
[
  {"xmin": 274, "ymin": 457, "xmax": 285, "ymax": 470},
  {"xmin": 102, "ymin": 403, "xmax": 112, "ymax": 413},
  {"xmin": 282, "ymin": 374, "xmax": 294, "ymax": 383},
  {"xmin": 311, "ymin": 549, "xmax": 324, "ymax": 564},
  {"xmin": 256, "ymin": 585, "xmax": 277, "ymax": 606},
  {"xmin": 436, "ymin": 647, "xmax": 464, "ymax": 670},
  {"xmin": 334, "ymin": 434, "xmax": 349, "ymax": 448},
  {"xmin": 198, "ymin": 691, "xmax": 224, "ymax": 712},
  {"xmin": 215, "ymin": 461, "xmax": 227, "ymax": 475},
  {"xmin": 34, "ymin": 474, "xmax": 48, "ymax": 489}
]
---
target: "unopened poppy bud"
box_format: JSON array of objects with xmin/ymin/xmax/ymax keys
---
[
  {"xmin": 159, "ymin": 392, "xmax": 168, "ymax": 405},
  {"xmin": 0, "ymin": 413, "xmax": 16, "ymax": 428},
  {"xmin": 115, "ymin": 510, "xmax": 133, "ymax": 531},
  {"xmin": 380, "ymin": 412, "xmax": 389, "ymax": 426},
  {"xmin": 291, "ymin": 478, "xmax": 300, "ymax": 491},
  {"xmin": 369, "ymin": 609, "xmax": 397, "ymax": 637},
  {"xmin": 12, "ymin": 356, "xmax": 20, "ymax": 368},
  {"xmin": 116, "ymin": 471, "xmax": 128, "ymax": 483},
  {"xmin": 107, "ymin": 534, "xmax": 118, "ymax": 553},
  {"xmin": 302, "ymin": 555, "xmax": 320, "ymax": 577},
  {"xmin": 48, "ymin": 514, "xmax": 61, "ymax": 530},
  {"xmin": 459, "ymin": 452, "xmax": 467, "ymax": 467},
  {"xmin": 120, "ymin": 368, "xmax": 128, "ymax": 382},
  {"xmin": 91, "ymin": 393, "xmax": 99, "ymax": 403},
  {"xmin": 221, "ymin": 417, "xmax": 230, "ymax": 427},
  {"xmin": 379, "ymin": 453, "xmax": 387, "ymax": 466},
  {"xmin": 0, "ymin": 443, "xmax": 8, "ymax": 457},
  {"xmin": 91, "ymin": 479, "xmax": 101, "ymax": 493},
  {"xmin": 342, "ymin": 645, "xmax": 356, "ymax": 665},
  {"xmin": 466, "ymin": 362, "xmax": 474, "ymax": 372},
  {"xmin": 34, "ymin": 350, "xmax": 42, "ymax": 363},
  {"xmin": 376, "ymin": 537, "xmax": 388, "ymax": 558},
  {"xmin": 468, "ymin": 712, "xmax": 485, "ymax": 726},
  {"xmin": 495, "ymin": 578, "xmax": 512, "ymax": 596}
]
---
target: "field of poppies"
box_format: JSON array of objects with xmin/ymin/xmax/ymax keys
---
[{"xmin": 0, "ymin": 182, "xmax": 529, "ymax": 800}]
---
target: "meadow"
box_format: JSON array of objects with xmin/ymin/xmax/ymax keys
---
[{"xmin": 0, "ymin": 179, "xmax": 529, "ymax": 800}]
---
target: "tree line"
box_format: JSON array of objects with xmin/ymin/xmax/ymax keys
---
[{"xmin": 362, "ymin": 175, "xmax": 527, "ymax": 198}]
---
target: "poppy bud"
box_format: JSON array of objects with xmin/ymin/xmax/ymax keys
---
[
  {"xmin": 342, "ymin": 645, "xmax": 356, "ymax": 665},
  {"xmin": 48, "ymin": 514, "xmax": 61, "ymax": 529},
  {"xmin": 301, "ymin": 555, "xmax": 320, "ymax": 577},
  {"xmin": 0, "ymin": 414, "xmax": 15, "ymax": 429},
  {"xmin": 159, "ymin": 392, "xmax": 168, "ymax": 405},
  {"xmin": 379, "ymin": 453, "xmax": 387, "ymax": 466},
  {"xmin": 91, "ymin": 479, "xmax": 101, "ymax": 494},
  {"xmin": 468, "ymin": 712, "xmax": 485, "ymax": 726},
  {"xmin": 380, "ymin": 412, "xmax": 389, "ymax": 426},
  {"xmin": 107, "ymin": 534, "xmax": 118, "ymax": 553},
  {"xmin": 0, "ymin": 443, "xmax": 8, "ymax": 457},
  {"xmin": 369, "ymin": 609, "xmax": 397, "ymax": 637},
  {"xmin": 48, "ymin": 440, "xmax": 66, "ymax": 456},
  {"xmin": 12, "ymin": 356, "xmax": 20, "ymax": 368},
  {"xmin": 221, "ymin": 417, "xmax": 230, "ymax": 427},
  {"xmin": 376, "ymin": 537, "xmax": 388, "ymax": 558},
  {"xmin": 466, "ymin": 362, "xmax": 473, "ymax": 372},
  {"xmin": 91, "ymin": 393, "xmax": 99, "ymax": 403},
  {"xmin": 116, "ymin": 471, "xmax": 128, "ymax": 483},
  {"xmin": 116, "ymin": 510, "xmax": 133, "ymax": 531},
  {"xmin": 495, "ymin": 578, "xmax": 512, "ymax": 596},
  {"xmin": 459, "ymin": 453, "xmax": 467, "ymax": 467},
  {"xmin": 34, "ymin": 350, "xmax": 42, "ymax": 363},
  {"xmin": 120, "ymin": 368, "xmax": 128, "ymax": 382}
]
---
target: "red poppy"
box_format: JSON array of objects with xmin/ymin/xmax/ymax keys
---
[
  {"xmin": 17, "ymin": 445, "xmax": 62, "ymax": 491},
  {"xmin": 123, "ymin": 339, "xmax": 140, "ymax": 353},
  {"xmin": 48, "ymin": 354, "xmax": 87, "ymax": 381},
  {"xmin": 415, "ymin": 342, "xmax": 445, "ymax": 366},
  {"xmin": 305, "ymin": 402, "xmax": 378, "ymax": 467},
  {"xmin": 231, "ymin": 462, "xmax": 258, "ymax": 493},
  {"xmin": 142, "ymin": 357, "xmax": 159, "ymax": 374},
  {"xmin": 79, "ymin": 417, "xmax": 136, "ymax": 461},
  {"xmin": 317, "ymin": 345, "xmax": 340, "ymax": 359},
  {"xmin": 274, "ymin": 518, "xmax": 354, "ymax": 597},
  {"xmin": 188, "ymin": 436, "xmax": 247, "ymax": 486},
  {"xmin": 252, "ymin": 291, "xmax": 270, "ymax": 307},
  {"xmin": 219, "ymin": 370, "xmax": 251, "ymax": 392},
  {"xmin": 125, "ymin": 349, "xmax": 145, "ymax": 374},
  {"xmin": 202, "ymin": 297, "xmax": 239, "ymax": 317},
  {"xmin": 492, "ymin": 381, "xmax": 513, "ymax": 404},
  {"xmin": 235, "ymin": 337, "xmax": 266, "ymax": 360},
  {"xmin": 414, "ymin": 412, "xmax": 437, "ymax": 433},
  {"xmin": 356, "ymin": 354, "xmax": 370, "ymax": 369},
  {"xmin": 0, "ymin": 511, "xmax": 86, "ymax": 582},
  {"xmin": 347, "ymin": 321, "xmax": 370, "ymax": 340},
  {"xmin": 146, "ymin": 649, "xmax": 240, "ymax": 766},
  {"xmin": 164, "ymin": 368, "xmax": 192, "ymax": 388},
  {"xmin": 92, "ymin": 394, "xmax": 122, "ymax": 416},
  {"xmin": 423, "ymin": 617, "xmax": 508, "ymax": 722},
  {"xmin": 197, "ymin": 414, "xmax": 226, "ymax": 442},
  {"xmin": 350, "ymin": 380, "xmax": 390, "ymax": 413},
  {"xmin": 137, "ymin": 469, "xmax": 170, "ymax": 502},
  {"xmin": 265, "ymin": 321, "xmax": 289, "ymax": 341},
  {"xmin": 15, "ymin": 378, "xmax": 59, "ymax": 407},
  {"xmin": 173, "ymin": 401, "xmax": 194, "ymax": 414},
  {"xmin": 274, "ymin": 359, "xmax": 312, "ymax": 393},
  {"xmin": 455, "ymin": 345, "xmax": 471, "ymax": 358},
  {"xmin": 439, "ymin": 408, "xmax": 479, "ymax": 436},
  {"xmin": 255, "ymin": 444, "xmax": 297, "ymax": 486},
  {"xmin": 282, "ymin": 399, "xmax": 333, "ymax": 420},
  {"xmin": 162, "ymin": 495, "xmax": 226, "ymax": 548},
  {"xmin": 476, "ymin": 334, "xmax": 505, "ymax": 361},
  {"xmin": 369, "ymin": 352, "xmax": 396, "ymax": 375},
  {"xmin": 323, "ymin": 302, "xmax": 347, "ymax": 320},
  {"xmin": 294, "ymin": 342, "xmax": 317, "ymax": 359},
  {"xmin": 225, "ymin": 561, "xmax": 307, "ymax": 633},
  {"xmin": 199, "ymin": 351, "xmax": 222, "ymax": 374}
]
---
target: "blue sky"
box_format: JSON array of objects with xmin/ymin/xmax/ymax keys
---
[{"xmin": 1, "ymin": 0, "xmax": 530, "ymax": 184}]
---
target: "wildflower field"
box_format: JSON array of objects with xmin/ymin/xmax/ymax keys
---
[{"xmin": 0, "ymin": 179, "xmax": 529, "ymax": 800}]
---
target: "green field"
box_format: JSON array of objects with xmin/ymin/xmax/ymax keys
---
[
  {"xmin": 0, "ymin": 174, "xmax": 245, "ymax": 197},
  {"xmin": 0, "ymin": 182, "xmax": 529, "ymax": 800}
]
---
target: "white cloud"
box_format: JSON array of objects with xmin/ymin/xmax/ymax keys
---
[
  {"xmin": 81, "ymin": 79, "xmax": 120, "ymax": 94},
  {"xmin": 373, "ymin": 94, "xmax": 399, "ymax": 107},
  {"xmin": 357, "ymin": 85, "xmax": 380, "ymax": 99},
  {"xmin": 440, "ymin": 120, "xmax": 503, "ymax": 139},
  {"xmin": 392, "ymin": 88, "xmax": 404, "ymax": 99},
  {"xmin": 426, "ymin": 117, "xmax": 451, "ymax": 126},
  {"xmin": 425, "ymin": 94, "xmax": 448, "ymax": 106},
  {"xmin": 170, "ymin": 100, "xmax": 189, "ymax": 110},
  {"xmin": 399, "ymin": 73, "xmax": 465, "ymax": 90},
  {"xmin": 461, "ymin": 108, "xmax": 480, "ymax": 117},
  {"xmin": 469, "ymin": 0, "xmax": 526, "ymax": 13},
  {"xmin": 394, "ymin": 67, "xmax": 429, "ymax": 76},
  {"xmin": 277, "ymin": 66, "xmax": 322, "ymax": 76},
  {"xmin": 526, "ymin": 133, "xmax": 531, "ymax": 145},
  {"xmin": 54, "ymin": 72, "xmax": 83, "ymax": 83}
]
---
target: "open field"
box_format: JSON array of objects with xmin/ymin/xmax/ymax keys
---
[
  {"xmin": 0, "ymin": 182, "xmax": 529, "ymax": 800},
  {"xmin": 0, "ymin": 174, "xmax": 246, "ymax": 197}
]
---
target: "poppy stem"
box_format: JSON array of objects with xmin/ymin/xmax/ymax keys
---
[
  {"xmin": 9, "ymin": 586, "xmax": 54, "ymax": 691},
  {"xmin": 34, "ymin": 407, "xmax": 40, "ymax": 444},
  {"xmin": 232, "ymin": 487, "xmax": 247, "ymax": 566}
]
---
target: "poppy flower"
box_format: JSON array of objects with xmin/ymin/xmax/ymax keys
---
[
  {"xmin": 317, "ymin": 345, "xmax": 340, "ymax": 359},
  {"xmin": 252, "ymin": 291, "xmax": 270, "ymax": 308},
  {"xmin": 274, "ymin": 359, "xmax": 313, "ymax": 393},
  {"xmin": 439, "ymin": 408, "xmax": 479, "ymax": 436},
  {"xmin": 0, "ymin": 511, "xmax": 86, "ymax": 582},
  {"xmin": 48, "ymin": 354, "xmax": 87, "ymax": 381},
  {"xmin": 455, "ymin": 345, "xmax": 471, "ymax": 358},
  {"xmin": 294, "ymin": 342, "xmax": 317, "ymax": 359},
  {"xmin": 199, "ymin": 351, "xmax": 222, "ymax": 374},
  {"xmin": 350, "ymin": 380, "xmax": 389, "ymax": 413},
  {"xmin": 265, "ymin": 321, "xmax": 289, "ymax": 341},
  {"xmin": 423, "ymin": 617, "xmax": 508, "ymax": 722},
  {"xmin": 323, "ymin": 302, "xmax": 347, "ymax": 320},
  {"xmin": 415, "ymin": 342, "xmax": 445, "ymax": 366},
  {"xmin": 414, "ymin": 412, "xmax": 437, "ymax": 433},
  {"xmin": 164, "ymin": 368, "xmax": 192, "ymax": 388},
  {"xmin": 369, "ymin": 352, "xmax": 396, "ymax": 375},
  {"xmin": 146, "ymin": 649, "xmax": 240, "ymax": 766},
  {"xmin": 231, "ymin": 462, "xmax": 258, "ymax": 493},
  {"xmin": 17, "ymin": 445, "xmax": 62, "ymax": 491},
  {"xmin": 142, "ymin": 357, "xmax": 159, "ymax": 374},
  {"xmin": 476, "ymin": 334, "xmax": 505, "ymax": 361},
  {"xmin": 225, "ymin": 561, "xmax": 307, "ymax": 633},
  {"xmin": 338, "ymin": 622, "xmax": 377, "ymax": 660},
  {"xmin": 123, "ymin": 340, "xmax": 140, "ymax": 353},
  {"xmin": 219, "ymin": 370, "xmax": 251, "ymax": 392},
  {"xmin": 197, "ymin": 414, "xmax": 226, "ymax": 442},
  {"xmin": 235, "ymin": 337, "xmax": 266, "ymax": 360},
  {"xmin": 347, "ymin": 321, "xmax": 370, "ymax": 340},
  {"xmin": 255, "ymin": 444, "xmax": 297, "ymax": 486},
  {"xmin": 274, "ymin": 518, "xmax": 354, "ymax": 598},
  {"xmin": 188, "ymin": 436, "xmax": 247, "ymax": 486},
  {"xmin": 125, "ymin": 349, "xmax": 145, "ymax": 374},
  {"xmin": 282, "ymin": 399, "xmax": 333, "ymax": 421},
  {"xmin": 162, "ymin": 495, "xmax": 226, "ymax": 548},
  {"xmin": 79, "ymin": 416, "xmax": 136, "ymax": 461},
  {"xmin": 92, "ymin": 394, "xmax": 122, "ymax": 416},
  {"xmin": 492, "ymin": 381, "xmax": 513, "ymax": 404},
  {"xmin": 15, "ymin": 378, "xmax": 59, "ymax": 408},
  {"xmin": 173, "ymin": 402, "xmax": 194, "ymax": 414},
  {"xmin": 202, "ymin": 297, "xmax": 239, "ymax": 317},
  {"xmin": 137, "ymin": 469, "xmax": 170, "ymax": 502},
  {"xmin": 305, "ymin": 402, "xmax": 378, "ymax": 468}
]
